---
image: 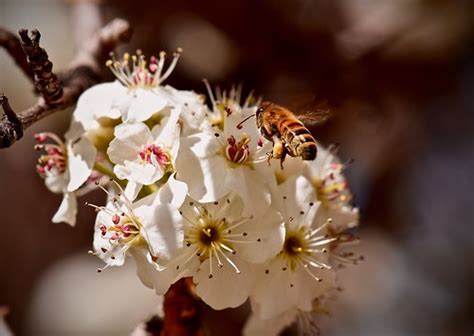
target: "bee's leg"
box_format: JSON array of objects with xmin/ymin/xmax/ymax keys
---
[
  {"xmin": 266, "ymin": 151, "xmax": 273, "ymax": 166},
  {"xmin": 271, "ymin": 136, "xmax": 285, "ymax": 167},
  {"xmin": 279, "ymin": 148, "xmax": 288, "ymax": 170}
]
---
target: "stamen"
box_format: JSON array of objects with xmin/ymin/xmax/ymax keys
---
[
  {"xmin": 216, "ymin": 247, "xmax": 241, "ymax": 274},
  {"xmin": 107, "ymin": 49, "xmax": 181, "ymax": 90},
  {"xmin": 298, "ymin": 260, "xmax": 323, "ymax": 282},
  {"xmin": 208, "ymin": 248, "xmax": 214, "ymax": 278}
]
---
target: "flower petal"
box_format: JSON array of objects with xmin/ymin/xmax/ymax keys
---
[
  {"xmin": 237, "ymin": 210, "xmax": 285, "ymax": 264},
  {"xmin": 243, "ymin": 304, "xmax": 298, "ymax": 336},
  {"xmin": 114, "ymin": 161, "xmax": 164, "ymax": 185},
  {"xmin": 176, "ymin": 134, "xmax": 229, "ymax": 202},
  {"xmin": 155, "ymin": 173, "xmax": 188, "ymax": 208},
  {"xmin": 278, "ymin": 175, "xmax": 319, "ymax": 230},
  {"xmin": 153, "ymin": 105, "xmax": 181, "ymax": 149},
  {"xmin": 108, "ymin": 122, "xmax": 152, "ymax": 165},
  {"xmin": 251, "ymin": 258, "xmax": 334, "ymax": 319},
  {"xmin": 225, "ymin": 166, "xmax": 271, "ymax": 217},
  {"xmin": 130, "ymin": 248, "xmax": 175, "ymax": 294},
  {"xmin": 124, "ymin": 181, "xmax": 142, "ymax": 202},
  {"xmin": 52, "ymin": 192, "xmax": 77, "ymax": 226},
  {"xmin": 194, "ymin": 255, "xmax": 254, "ymax": 310},
  {"xmin": 135, "ymin": 204, "xmax": 184, "ymax": 260},
  {"xmin": 66, "ymin": 136, "xmax": 97, "ymax": 192},
  {"xmin": 125, "ymin": 89, "xmax": 167, "ymax": 123},
  {"xmin": 45, "ymin": 173, "xmax": 68, "ymax": 194},
  {"xmin": 72, "ymin": 81, "xmax": 124, "ymax": 131}
]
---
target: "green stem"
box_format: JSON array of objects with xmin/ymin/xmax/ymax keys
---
[
  {"xmin": 141, "ymin": 183, "xmax": 158, "ymax": 195},
  {"xmin": 93, "ymin": 162, "xmax": 126, "ymax": 188}
]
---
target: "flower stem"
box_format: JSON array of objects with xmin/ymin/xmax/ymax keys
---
[
  {"xmin": 93, "ymin": 162, "xmax": 126, "ymax": 187},
  {"xmin": 141, "ymin": 183, "xmax": 158, "ymax": 195}
]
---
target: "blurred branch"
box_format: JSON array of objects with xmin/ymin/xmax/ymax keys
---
[
  {"xmin": 0, "ymin": 18, "xmax": 131, "ymax": 148},
  {"xmin": 0, "ymin": 27, "xmax": 35, "ymax": 81},
  {"xmin": 162, "ymin": 278, "xmax": 203, "ymax": 336}
]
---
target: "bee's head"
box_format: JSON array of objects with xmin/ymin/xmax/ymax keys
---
[{"xmin": 256, "ymin": 101, "xmax": 272, "ymax": 127}]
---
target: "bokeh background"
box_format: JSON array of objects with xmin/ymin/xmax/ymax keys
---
[{"xmin": 1, "ymin": 0, "xmax": 473, "ymax": 335}]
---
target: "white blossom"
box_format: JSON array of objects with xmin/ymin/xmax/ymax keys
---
[
  {"xmin": 35, "ymin": 132, "xmax": 97, "ymax": 226},
  {"xmin": 107, "ymin": 107, "xmax": 181, "ymax": 186},
  {"xmin": 162, "ymin": 193, "xmax": 284, "ymax": 310},
  {"xmin": 250, "ymin": 175, "xmax": 336, "ymax": 320},
  {"xmin": 275, "ymin": 143, "xmax": 359, "ymax": 233},
  {"xmin": 106, "ymin": 50, "xmax": 183, "ymax": 123},
  {"xmin": 33, "ymin": 44, "xmax": 362, "ymax": 333},
  {"xmin": 90, "ymin": 180, "xmax": 185, "ymax": 294},
  {"xmin": 176, "ymin": 86, "xmax": 274, "ymax": 217}
]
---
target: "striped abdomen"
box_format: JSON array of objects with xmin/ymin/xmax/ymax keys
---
[{"xmin": 278, "ymin": 118, "xmax": 317, "ymax": 160}]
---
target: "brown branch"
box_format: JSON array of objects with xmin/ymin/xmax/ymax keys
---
[
  {"xmin": 0, "ymin": 18, "xmax": 132, "ymax": 148},
  {"xmin": 0, "ymin": 27, "xmax": 34, "ymax": 81},
  {"xmin": 19, "ymin": 29, "xmax": 64, "ymax": 104},
  {"xmin": 162, "ymin": 278, "xmax": 203, "ymax": 336}
]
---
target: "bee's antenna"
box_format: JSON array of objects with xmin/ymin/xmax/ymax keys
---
[{"xmin": 236, "ymin": 114, "xmax": 255, "ymax": 129}]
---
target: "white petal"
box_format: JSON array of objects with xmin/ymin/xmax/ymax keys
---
[
  {"xmin": 154, "ymin": 105, "xmax": 181, "ymax": 148},
  {"xmin": 52, "ymin": 192, "xmax": 77, "ymax": 226},
  {"xmin": 307, "ymin": 143, "xmax": 333, "ymax": 178},
  {"xmin": 237, "ymin": 210, "xmax": 285, "ymax": 264},
  {"xmin": 131, "ymin": 248, "xmax": 155, "ymax": 289},
  {"xmin": 194, "ymin": 255, "xmax": 254, "ymax": 310},
  {"xmin": 126, "ymin": 89, "xmax": 167, "ymax": 123},
  {"xmin": 176, "ymin": 135, "xmax": 229, "ymax": 202},
  {"xmin": 114, "ymin": 161, "xmax": 164, "ymax": 185},
  {"xmin": 107, "ymin": 122, "xmax": 152, "ymax": 165},
  {"xmin": 73, "ymin": 82, "xmax": 124, "ymax": 131},
  {"xmin": 130, "ymin": 248, "xmax": 175, "ymax": 294},
  {"xmin": 251, "ymin": 258, "xmax": 334, "ymax": 320},
  {"xmin": 156, "ymin": 173, "xmax": 188, "ymax": 208},
  {"xmin": 135, "ymin": 204, "xmax": 184, "ymax": 260},
  {"xmin": 64, "ymin": 121, "xmax": 86, "ymax": 141},
  {"xmin": 66, "ymin": 136, "xmax": 97, "ymax": 192},
  {"xmin": 224, "ymin": 107, "xmax": 260, "ymax": 142},
  {"xmin": 44, "ymin": 173, "xmax": 68, "ymax": 194},
  {"xmin": 225, "ymin": 166, "xmax": 271, "ymax": 217},
  {"xmin": 317, "ymin": 205, "xmax": 359, "ymax": 233},
  {"xmin": 243, "ymin": 304, "xmax": 298, "ymax": 336},
  {"xmin": 278, "ymin": 175, "xmax": 319, "ymax": 230},
  {"xmin": 273, "ymin": 155, "xmax": 306, "ymax": 183},
  {"xmin": 210, "ymin": 192, "xmax": 245, "ymax": 223},
  {"xmin": 124, "ymin": 181, "xmax": 143, "ymax": 202}
]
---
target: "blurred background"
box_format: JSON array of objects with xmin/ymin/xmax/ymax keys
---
[{"xmin": 1, "ymin": 0, "xmax": 473, "ymax": 335}]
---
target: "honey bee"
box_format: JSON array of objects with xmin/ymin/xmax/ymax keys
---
[{"xmin": 255, "ymin": 101, "xmax": 330, "ymax": 168}]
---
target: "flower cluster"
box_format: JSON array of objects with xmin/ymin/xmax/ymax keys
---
[{"xmin": 34, "ymin": 49, "xmax": 360, "ymax": 334}]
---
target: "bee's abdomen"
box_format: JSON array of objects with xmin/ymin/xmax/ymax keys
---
[
  {"xmin": 279, "ymin": 119, "xmax": 317, "ymax": 160},
  {"xmin": 300, "ymin": 141, "xmax": 317, "ymax": 160}
]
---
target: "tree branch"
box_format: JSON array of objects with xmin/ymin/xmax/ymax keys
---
[{"xmin": 0, "ymin": 18, "xmax": 132, "ymax": 148}]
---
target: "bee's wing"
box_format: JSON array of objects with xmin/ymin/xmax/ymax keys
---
[{"xmin": 293, "ymin": 100, "xmax": 332, "ymax": 127}]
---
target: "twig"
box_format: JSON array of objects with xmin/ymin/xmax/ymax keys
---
[
  {"xmin": 19, "ymin": 29, "xmax": 63, "ymax": 104},
  {"xmin": 162, "ymin": 278, "xmax": 203, "ymax": 336},
  {"xmin": 0, "ymin": 18, "xmax": 131, "ymax": 148}
]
